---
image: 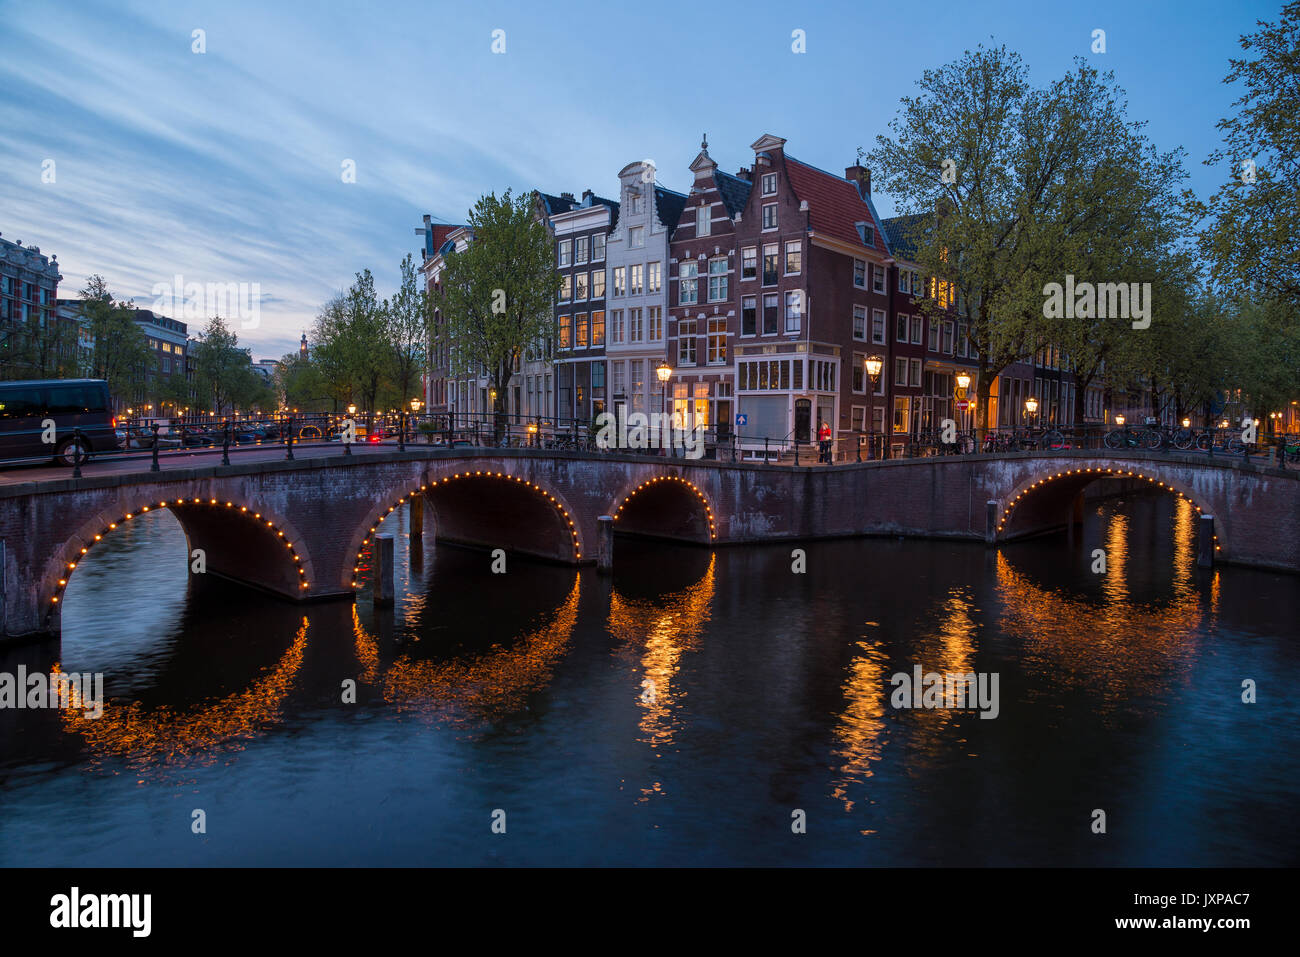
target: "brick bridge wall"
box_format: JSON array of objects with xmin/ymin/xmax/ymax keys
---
[{"xmin": 1, "ymin": 448, "xmax": 1294, "ymax": 638}]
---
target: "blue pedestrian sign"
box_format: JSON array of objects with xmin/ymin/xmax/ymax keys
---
[{"xmin": 735, "ymin": 414, "xmax": 747, "ymax": 426}]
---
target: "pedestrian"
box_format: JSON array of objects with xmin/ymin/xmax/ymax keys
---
[{"xmin": 818, "ymin": 421, "xmax": 832, "ymax": 463}]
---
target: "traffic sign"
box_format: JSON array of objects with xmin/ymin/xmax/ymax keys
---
[
  {"xmin": 957, "ymin": 400, "xmax": 969, "ymax": 411},
  {"xmin": 735, "ymin": 414, "xmax": 747, "ymax": 426}
]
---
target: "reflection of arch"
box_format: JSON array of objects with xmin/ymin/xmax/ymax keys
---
[
  {"xmin": 58, "ymin": 617, "xmax": 309, "ymax": 770},
  {"xmin": 347, "ymin": 472, "xmax": 582, "ymax": 590},
  {"xmin": 43, "ymin": 496, "xmax": 315, "ymax": 629},
  {"xmin": 351, "ymin": 579, "xmax": 580, "ymax": 722},
  {"xmin": 995, "ymin": 465, "xmax": 1219, "ymax": 554},
  {"xmin": 610, "ymin": 475, "xmax": 716, "ymax": 543}
]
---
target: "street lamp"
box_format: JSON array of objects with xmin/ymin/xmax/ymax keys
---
[
  {"xmin": 865, "ymin": 355, "xmax": 883, "ymax": 460},
  {"xmin": 1182, "ymin": 417, "xmax": 1191, "ymax": 429},
  {"xmin": 656, "ymin": 361, "xmax": 673, "ymax": 457},
  {"xmin": 1024, "ymin": 396, "xmax": 1038, "ymax": 430},
  {"xmin": 344, "ymin": 403, "xmax": 357, "ymax": 456}
]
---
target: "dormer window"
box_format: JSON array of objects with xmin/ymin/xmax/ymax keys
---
[
  {"xmin": 857, "ymin": 223, "xmax": 875, "ymax": 247},
  {"xmin": 696, "ymin": 205, "xmax": 711, "ymax": 236},
  {"xmin": 761, "ymin": 173, "xmax": 777, "ymax": 196}
]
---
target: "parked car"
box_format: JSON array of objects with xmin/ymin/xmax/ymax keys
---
[
  {"xmin": 125, "ymin": 425, "xmax": 181, "ymax": 450},
  {"xmin": 0, "ymin": 379, "xmax": 121, "ymax": 466}
]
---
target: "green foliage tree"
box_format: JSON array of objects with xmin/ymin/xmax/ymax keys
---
[
  {"xmin": 81, "ymin": 275, "xmax": 151, "ymax": 405},
  {"xmin": 384, "ymin": 253, "xmax": 430, "ymax": 412},
  {"xmin": 190, "ymin": 316, "xmax": 255, "ymax": 415},
  {"xmin": 436, "ymin": 189, "xmax": 558, "ymax": 436}
]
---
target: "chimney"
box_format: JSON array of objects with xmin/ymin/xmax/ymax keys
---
[
  {"xmin": 560, "ymin": 191, "xmax": 575, "ymax": 202},
  {"xmin": 845, "ymin": 165, "xmax": 870, "ymax": 198},
  {"xmin": 581, "ymin": 189, "xmax": 594, "ymax": 206},
  {"xmin": 736, "ymin": 167, "xmax": 752, "ymax": 181}
]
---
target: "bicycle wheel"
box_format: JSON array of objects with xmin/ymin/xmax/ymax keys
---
[
  {"xmin": 1142, "ymin": 429, "xmax": 1163, "ymax": 450},
  {"xmin": 1044, "ymin": 430, "xmax": 1066, "ymax": 451},
  {"xmin": 1104, "ymin": 430, "xmax": 1124, "ymax": 450},
  {"xmin": 1194, "ymin": 433, "xmax": 1211, "ymax": 451},
  {"xmin": 1226, "ymin": 434, "xmax": 1245, "ymax": 454},
  {"xmin": 1173, "ymin": 428, "xmax": 1193, "ymax": 450}
]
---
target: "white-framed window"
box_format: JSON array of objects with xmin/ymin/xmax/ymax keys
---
[
  {"xmin": 627, "ymin": 190, "xmax": 643, "ymax": 214},
  {"xmin": 896, "ymin": 313, "xmax": 909, "ymax": 342},
  {"xmin": 852, "ymin": 305, "xmax": 867, "ymax": 341},
  {"xmin": 898, "ymin": 269, "xmax": 910, "ymax": 293},
  {"xmin": 741, "ymin": 295, "xmax": 757, "ymax": 336},
  {"xmin": 708, "ymin": 257, "xmax": 728, "ymax": 302},
  {"xmin": 872, "ymin": 263, "xmax": 885, "ymax": 294},
  {"xmin": 762, "ymin": 203, "xmax": 778, "ymax": 229},
  {"xmin": 559, "ymin": 274, "xmax": 572, "ymax": 301},
  {"xmin": 647, "ymin": 261, "xmax": 661, "ymax": 294},
  {"xmin": 574, "ymin": 272, "xmax": 588, "ymax": 301},
  {"xmin": 707, "ymin": 317, "xmax": 726, "ymax": 364},
  {"xmin": 592, "ymin": 233, "xmax": 606, "ymax": 261},
  {"xmin": 629, "ymin": 307, "xmax": 644, "ymax": 342},
  {"xmin": 648, "ymin": 306, "xmax": 663, "ymax": 341},
  {"xmin": 785, "ymin": 241, "xmax": 801, "ymax": 275},
  {"xmin": 784, "ymin": 290, "xmax": 802, "ymax": 333},
  {"xmin": 575, "ymin": 236, "xmax": 589, "ymax": 264},
  {"xmin": 763, "ymin": 293, "xmax": 779, "ymax": 335},
  {"xmin": 592, "ymin": 310, "xmax": 605, "ymax": 346},
  {"xmin": 679, "ymin": 261, "xmax": 698, "ymax": 304},
  {"xmin": 575, "ymin": 312, "xmax": 589, "ymax": 349},
  {"xmin": 678, "ymin": 319, "xmax": 697, "ymax": 365},
  {"xmin": 762, "ymin": 244, "xmax": 779, "ymax": 285},
  {"xmin": 558, "ymin": 240, "xmax": 572, "ymax": 267},
  {"xmin": 853, "ymin": 352, "xmax": 867, "ymax": 393},
  {"xmin": 592, "ymin": 269, "xmax": 605, "ymax": 298},
  {"xmin": 929, "ymin": 319, "xmax": 940, "ymax": 352},
  {"xmin": 742, "ymin": 246, "xmax": 757, "ymax": 280},
  {"xmin": 854, "ymin": 259, "xmax": 866, "ymax": 288},
  {"xmin": 761, "ymin": 172, "xmax": 777, "ymax": 195},
  {"xmin": 911, "ymin": 358, "xmax": 923, "ymax": 387},
  {"xmin": 630, "ymin": 263, "xmax": 644, "ymax": 297},
  {"xmin": 894, "ymin": 356, "xmax": 908, "ymax": 386},
  {"xmin": 629, "ymin": 226, "xmax": 644, "ymax": 248},
  {"xmin": 559, "ymin": 314, "xmax": 572, "ymax": 348},
  {"xmin": 613, "ymin": 360, "xmax": 626, "ymax": 395},
  {"xmin": 611, "ymin": 309, "xmax": 625, "ymax": 343},
  {"xmin": 943, "ymin": 320, "xmax": 955, "ymax": 355},
  {"xmin": 612, "ymin": 266, "xmax": 626, "ymax": 297},
  {"xmin": 910, "ymin": 271, "xmax": 921, "ymax": 295},
  {"xmin": 872, "ymin": 308, "xmax": 886, "ymax": 344},
  {"xmin": 957, "ymin": 322, "xmax": 968, "ymax": 358},
  {"xmin": 911, "ymin": 316, "xmax": 923, "ymax": 344},
  {"xmin": 696, "ymin": 206, "xmax": 711, "ymax": 236}
]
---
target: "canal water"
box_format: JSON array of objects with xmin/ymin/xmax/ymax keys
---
[{"xmin": 1, "ymin": 492, "xmax": 1296, "ymax": 866}]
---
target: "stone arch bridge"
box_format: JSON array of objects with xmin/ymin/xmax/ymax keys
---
[{"xmin": 1, "ymin": 447, "xmax": 1295, "ymax": 638}]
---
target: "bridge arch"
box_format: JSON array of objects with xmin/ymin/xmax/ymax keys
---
[
  {"xmin": 609, "ymin": 474, "xmax": 717, "ymax": 544},
  {"xmin": 345, "ymin": 469, "xmax": 584, "ymax": 591},
  {"xmin": 993, "ymin": 462, "xmax": 1220, "ymax": 555},
  {"xmin": 42, "ymin": 494, "xmax": 319, "ymax": 631}
]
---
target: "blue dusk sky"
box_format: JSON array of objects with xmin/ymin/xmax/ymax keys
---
[{"xmin": 0, "ymin": 0, "xmax": 1276, "ymax": 360}]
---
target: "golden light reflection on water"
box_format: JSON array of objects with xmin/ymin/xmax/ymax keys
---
[
  {"xmin": 59, "ymin": 617, "xmax": 309, "ymax": 771},
  {"xmin": 608, "ymin": 555, "xmax": 716, "ymax": 762},
  {"xmin": 830, "ymin": 637, "xmax": 888, "ymax": 814},
  {"xmin": 995, "ymin": 500, "xmax": 1204, "ymax": 718},
  {"xmin": 356, "ymin": 579, "xmax": 580, "ymax": 725}
]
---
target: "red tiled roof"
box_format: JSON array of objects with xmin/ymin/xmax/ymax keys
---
[{"xmin": 784, "ymin": 156, "xmax": 882, "ymax": 251}]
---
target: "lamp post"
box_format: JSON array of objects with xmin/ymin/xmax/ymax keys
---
[
  {"xmin": 865, "ymin": 355, "xmax": 883, "ymax": 460},
  {"xmin": 488, "ymin": 387, "xmax": 498, "ymax": 445},
  {"xmin": 410, "ymin": 397, "xmax": 422, "ymax": 446},
  {"xmin": 955, "ymin": 370, "xmax": 971, "ymax": 452},
  {"xmin": 344, "ymin": 402, "xmax": 356, "ymax": 455},
  {"xmin": 656, "ymin": 360, "xmax": 672, "ymax": 457}
]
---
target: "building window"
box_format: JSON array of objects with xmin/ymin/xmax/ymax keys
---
[
  {"xmin": 910, "ymin": 271, "xmax": 921, "ymax": 295},
  {"xmin": 862, "ymin": 226, "xmax": 875, "ymax": 247},
  {"xmin": 628, "ymin": 190, "xmax": 643, "ymax": 214},
  {"xmin": 678, "ymin": 319, "xmax": 697, "ymax": 365},
  {"xmin": 763, "ymin": 294, "xmax": 779, "ymax": 335},
  {"xmin": 678, "ymin": 262, "xmax": 698, "ymax": 304},
  {"xmin": 894, "ymin": 396, "xmax": 911, "ymax": 433},
  {"xmin": 911, "ymin": 316, "xmax": 923, "ymax": 344},
  {"xmin": 853, "ymin": 352, "xmax": 867, "ymax": 393},
  {"xmin": 696, "ymin": 206, "xmax": 711, "ymax": 236},
  {"xmin": 943, "ymin": 320, "xmax": 954, "ymax": 355},
  {"xmin": 742, "ymin": 296, "xmax": 757, "ymax": 336},
  {"xmin": 559, "ymin": 274, "xmax": 572, "ymax": 302},
  {"xmin": 899, "ymin": 269, "xmax": 910, "ymax": 293},
  {"xmin": 559, "ymin": 315, "xmax": 572, "ymax": 349},
  {"xmin": 575, "ymin": 236, "xmax": 589, "ymax": 264},
  {"xmin": 613, "ymin": 361, "xmax": 625, "ymax": 395},
  {"xmin": 630, "ymin": 264, "xmax": 644, "ymax": 296},
  {"xmin": 895, "ymin": 356, "xmax": 908, "ymax": 386},
  {"xmin": 629, "ymin": 226, "xmax": 645, "ymax": 248},
  {"xmin": 872, "ymin": 308, "xmax": 886, "ymax": 344},
  {"xmin": 592, "ymin": 234, "xmax": 605, "ymax": 261},
  {"xmin": 957, "ymin": 323, "xmax": 967, "ymax": 358},
  {"xmin": 911, "ymin": 358, "xmax": 923, "ymax": 387},
  {"xmin": 896, "ymin": 313, "xmax": 909, "ymax": 342},
  {"xmin": 558, "ymin": 240, "xmax": 572, "ymax": 267},
  {"xmin": 762, "ymin": 244, "xmax": 779, "ymax": 285},
  {"xmin": 854, "ymin": 259, "xmax": 866, "ymax": 288},
  {"xmin": 574, "ymin": 272, "xmax": 588, "ymax": 301},
  {"xmin": 648, "ymin": 306, "xmax": 662, "ymax": 341},
  {"xmin": 742, "ymin": 246, "xmax": 757, "ymax": 280},
  {"xmin": 592, "ymin": 269, "xmax": 605, "ymax": 298},
  {"xmin": 611, "ymin": 309, "xmax": 624, "ymax": 343},
  {"xmin": 853, "ymin": 305, "xmax": 867, "ymax": 341},
  {"xmin": 592, "ymin": 311, "xmax": 605, "ymax": 346},
  {"xmin": 576, "ymin": 313, "xmax": 589, "ymax": 348},
  {"xmin": 761, "ymin": 172, "xmax": 777, "ymax": 195},
  {"xmin": 708, "ymin": 257, "xmax": 728, "ymax": 302},
  {"xmin": 629, "ymin": 308, "xmax": 643, "ymax": 342},
  {"xmin": 928, "ymin": 319, "xmax": 940, "ymax": 352},
  {"xmin": 762, "ymin": 204, "xmax": 778, "ymax": 229},
  {"xmin": 612, "ymin": 266, "xmax": 626, "ymax": 297},
  {"xmin": 648, "ymin": 261, "xmax": 661, "ymax": 294},
  {"xmin": 872, "ymin": 264, "xmax": 885, "ymax": 294},
  {"xmin": 785, "ymin": 241, "xmax": 801, "ymax": 275},
  {"xmin": 708, "ymin": 317, "xmax": 726, "ymax": 364},
  {"xmin": 784, "ymin": 291, "xmax": 803, "ymax": 334}
]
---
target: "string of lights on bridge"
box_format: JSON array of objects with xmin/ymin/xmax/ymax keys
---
[
  {"xmin": 997, "ymin": 466, "xmax": 1220, "ymax": 553},
  {"xmin": 352, "ymin": 472, "xmax": 584, "ymax": 590},
  {"xmin": 52, "ymin": 499, "xmax": 309, "ymax": 606},
  {"xmin": 613, "ymin": 476, "xmax": 717, "ymax": 541}
]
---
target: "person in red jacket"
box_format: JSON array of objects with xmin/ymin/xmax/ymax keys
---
[{"xmin": 818, "ymin": 421, "xmax": 832, "ymax": 463}]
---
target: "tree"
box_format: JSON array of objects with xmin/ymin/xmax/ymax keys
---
[
  {"xmin": 190, "ymin": 316, "xmax": 252, "ymax": 415},
  {"xmin": 384, "ymin": 253, "xmax": 431, "ymax": 412},
  {"xmin": 866, "ymin": 45, "xmax": 1187, "ymax": 437},
  {"xmin": 1191, "ymin": 2, "xmax": 1300, "ymax": 312},
  {"xmin": 436, "ymin": 189, "xmax": 558, "ymax": 437},
  {"xmin": 81, "ymin": 275, "xmax": 151, "ymax": 405}
]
